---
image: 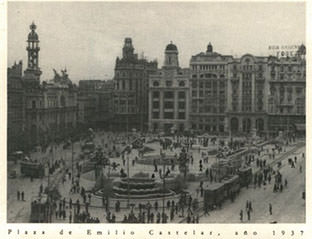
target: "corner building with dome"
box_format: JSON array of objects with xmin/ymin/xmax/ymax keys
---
[{"xmin": 148, "ymin": 42, "xmax": 190, "ymax": 132}]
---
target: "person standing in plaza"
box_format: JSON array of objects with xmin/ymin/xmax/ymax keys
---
[
  {"xmin": 21, "ymin": 191, "xmax": 24, "ymax": 201},
  {"xmin": 240, "ymin": 209, "xmax": 243, "ymax": 222},
  {"xmin": 247, "ymin": 209, "xmax": 251, "ymax": 221},
  {"xmin": 248, "ymin": 201, "xmax": 253, "ymax": 212},
  {"xmin": 269, "ymin": 203, "xmax": 272, "ymax": 215}
]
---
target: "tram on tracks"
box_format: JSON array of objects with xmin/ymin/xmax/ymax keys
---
[
  {"xmin": 238, "ymin": 167, "xmax": 253, "ymax": 187},
  {"xmin": 20, "ymin": 160, "xmax": 45, "ymax": 178},
  {"xmin": 204, "ymin": 168, "xmax": 252, "ymax": 211},
  {"xmin": 30, "ymin": 194, "xmax": 49, "ymax": 223}
]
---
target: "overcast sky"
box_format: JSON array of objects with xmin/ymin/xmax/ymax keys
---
[{"xmin": 8, "ymin": 2, "xmax": 305, "ymax": 83}]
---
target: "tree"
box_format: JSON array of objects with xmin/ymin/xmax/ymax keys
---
[
  {"xmin": 94, "ymin": 175, "xmax": 114, "ymax": 211},
  {"xmin": 171, "ymin": 175, "xmax": 187, "ymax": 193},
  {"xmin": 178, "ymin": 148, "xmax": 189, "ymax": 180}
]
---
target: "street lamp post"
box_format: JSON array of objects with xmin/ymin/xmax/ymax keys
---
[
  {"xmin": 159, "ymin": 151, "xmax": 168, "ymax": 223},
  {"xmin": 71, "ymin": 139, "xmax": 74, "ymax": 184},
  {"xmin": 127, "ymin": 152, "xmax": 130, "ymax": 208}
]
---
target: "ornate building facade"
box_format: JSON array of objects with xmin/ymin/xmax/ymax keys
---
[
  {"xmin": 113, "ymin": 38, "xmax": 157, "ymax": 131},
  {"xmin": 78, "ymin": 80, "xmax": 114, "ymax": 129},
  {"xmin": 20, "ymin": 23, "xmax": 78, "ymax": 149},
  {"xmin": 227, "ymin": 54, "xmax": 269, "ymax": 136},
  {"xmin": 148, "ymin": 43, "xmax": 190, "ymax": 133},
  {"xmin": 266, "ymin": 45, "xmax": 306, "ymax": 136},
  {"xmin": 7, "ymin": 61, "xmax": 25, "ymax": 152},
  {"xmin": 189, "ymin": 43, "xmax": 232, "ymax": 134}
]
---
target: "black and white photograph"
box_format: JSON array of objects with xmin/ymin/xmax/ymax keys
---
[{"xmin": 7, "ymin": 1, "xmax": 306, "ymax": 224}]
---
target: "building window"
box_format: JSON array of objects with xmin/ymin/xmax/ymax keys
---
[
  {"xmin": 152, "ymin": 91, "xmax": 160, "ymax": 98},
  {"xmin": 178, "ymin": 91, "xmax": 185, "ymax": 99},
  {"xmin": 178, "ymin": 112, "xmax": 185, "ymax": 119},
  {"xmin": 32, "ymin": 100, "xmax": 36, "ymax": 109},
  {"xmin": 152, "ymin": 112, "xmax": 159, "ymax": 119},
  {"xmin": 164, "ymin": 91, "xmax": 174, "ymax": 99},
  {"xmin": 153, "ymin": 81, "xmax": 159, "ymax": 87},
  {"xmin": 179, "ymin": 81, "xmax": 185, "ymax": 87},
  {"xmin": 178, "ymin": 101, "xmax": 185, "ymax": 109},
  {"xmin": 166, "ymin": 81, "xmax": 172, "ymax": 87},
  {"xmin": 152, "ymin": 101, "xmax": 159, "ymax": 108},
  {"xmin": 199, "ymin": 81, "xmax": 204, "ymax": 88},
  {"xmin": 164, "ymin": 112, "xmax": 174, "ymax": 119},
  {"xmin": 192, "ymin": 81, "xmax": 197, "ymax": 88},
  {"xmin": 164, "ymin": 101, "xmax": 174, "ymax": 108}
]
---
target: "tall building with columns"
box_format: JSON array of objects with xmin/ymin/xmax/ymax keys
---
[
  {"xmin": 189, "ymin": 43, "xmax": 233, "ymax": 134},
  {"xmin": 266, "ymin": 45, "xmax": 306, "ymax": 136},
  {"xmin": 148, "ymin": 42, "xmax": 190, "ymax": 133},
  {"xmin": 227, "ymin": 54, "xmax": 269, "ymax": 136},
  {"xmin": 113, "ymin": 38, "xmax": 157, "ymax": 131}
]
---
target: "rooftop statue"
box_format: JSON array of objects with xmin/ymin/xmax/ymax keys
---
[{"xmin": 51, "ymin": 68, "xmax": 72, "ymax": 86}]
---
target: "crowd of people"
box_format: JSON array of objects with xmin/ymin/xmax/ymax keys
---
[{"xmin": 14, "ymin": 128, "xmax": 304, "ymax": 224}]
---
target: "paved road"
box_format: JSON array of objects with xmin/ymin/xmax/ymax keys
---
[
  {"xmin": 7, "ymin": 132, "xmax": 305, "ymax": 224},
  {"xmin": 199, "ymin": 145, "xmax": 305, "ymax": 223}
]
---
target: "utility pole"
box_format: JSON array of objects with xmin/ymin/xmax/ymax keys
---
[
  {"xmin": 159, "ymin": 151, "xmax": 168, "ymax": 223},
  {"xmin": 127, "ymin": 152, "xmax": 130, "ymax": 208},
  {"xmin": 71, "ymin": 139, "xmax": 74, "ymax": 184},
  {"xmin": 126, "ymin": 93, "xmax": 130, "ymax": 208}
]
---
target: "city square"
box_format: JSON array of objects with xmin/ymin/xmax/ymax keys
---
[{"xmin": 7, "ymin": 2, "xmax": 306, "ymax": 224}]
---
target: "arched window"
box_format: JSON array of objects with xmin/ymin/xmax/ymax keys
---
[
  {"xmin": 153, "ymin": 81, "xmax": 159, "ymax": 87},
  {"xmin": 231, "ymin": 118, "xmax": 239, "ymax": 132},
  {"xmin": 60, "ymin": 95, "xmax": 66, "ymax": 107},
  {"xmin": 179, "ymin": 81, "xmax": 185, "ymax": 87}
]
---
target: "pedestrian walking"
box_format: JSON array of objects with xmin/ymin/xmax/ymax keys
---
[
  {"xmin": 17, "ymin": 191, "xmax": 20, "ymax": 201},
  {"xmin": 240, "ymin": 210, "xmax": 243, "ymax": 222},
  {"xmin": 248, "ymin": 201, "xmax": 253, "ymax": 212},
  {"xmin": 21, "ymin": 191, "xmax": 25, "ymax": 201},
  {"xmin": 269, "ymin": 203, "xmax": 272, "ymax": 215}
]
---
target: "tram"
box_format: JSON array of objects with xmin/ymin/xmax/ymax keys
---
[
  {"xmin": 20, "ymin": 160, "xmax": 45, "ymax": 178},
  {"xmin": 204, "ymin": 182, "xmax": 225, "ymax": 210},
  {"xmin": 238, "ymin": 167, "xmax": 253, "ymax": 187},
  {"xmin": 204, "ymin": 172, "xmax": 250, "ymax": 211},
  {"xmin": 30, "ymin": 194, "xmax": 49, "ymax": 223}
]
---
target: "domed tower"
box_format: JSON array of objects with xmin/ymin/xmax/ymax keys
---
[
  {"xmin": 164, "ymin": 41, "xmax": 179, "ymax": 68},
  {"xmin": 122, "ymin": 37, "xmax": 135, "ymax": 59},
  {"xmin": 207, "ymin": 42, "xmax": 213, "ymax": 53},
  {"xmin": 24, "ymin": 22, "xmax": 42, "ymax": 85}
]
